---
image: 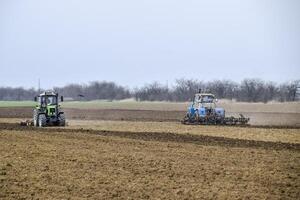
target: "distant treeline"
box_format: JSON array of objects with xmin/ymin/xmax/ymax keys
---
[
  {"xmin": 0, "ymin": 79, "xmax": 299, "ymax": 102},
  {"xmin": 134, "ymin": 79, "xmax": 300, "ymax": 102}
]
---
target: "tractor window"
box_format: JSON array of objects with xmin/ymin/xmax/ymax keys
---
[
  {"xmin": 201, "ymin": 96, "xmax": 214, "ymax": 103},
  {"xmin": 47, "ymin": 96, "xmax": 57, "ymax": 105}
]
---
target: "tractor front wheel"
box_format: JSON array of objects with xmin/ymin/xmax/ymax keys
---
[
  {"xmin": 38, "ymin": 114, "xmax": 47, "ymax": 127},
  {"xmin": 58, "ymin": 114, "xmax": 66, "ymax": 126}
]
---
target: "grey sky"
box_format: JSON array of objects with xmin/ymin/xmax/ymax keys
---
[{"xmin": 0, "ymin": 0, "xmax": 299, "ymax": 89}]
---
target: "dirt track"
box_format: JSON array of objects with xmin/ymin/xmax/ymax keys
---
[{"xmin": 1, "ymin": 107, "xmax": 300, "ymax": 126}]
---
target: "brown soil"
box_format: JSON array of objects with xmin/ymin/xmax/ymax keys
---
[
  {"xmin": 0, "ymin": 123, "xmax": 299, "ymax": 151},
  {"xmin": 0, "ymin": 124, "xmax": 299, "ymax": 199}
]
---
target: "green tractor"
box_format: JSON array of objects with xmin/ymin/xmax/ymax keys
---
[{"xmin": 33, "ymin": 91, "xmax": 66, "ymax": 127}]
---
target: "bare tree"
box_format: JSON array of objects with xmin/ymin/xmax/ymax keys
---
[
  {"xmin": 135, "ymin": 82, "xmax": 169, "ymax": 101},
  {"xmin": 172, "ymin": 79, "xmax": 204, "ymax": 101},
  {"xmin": 238, "ymin": 79, "xmax": 265, "ymax": 102},
  {"xmin": 278, "ymin": 80, "xmax": 300, "ymax": 102}
]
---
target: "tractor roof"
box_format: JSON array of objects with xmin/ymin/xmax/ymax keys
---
[
  {"xmin": 39, "ymin": 91, "xmax": 58, "ymax": 96},
  {"xmin": 195, "ymin": 93, "xmax": 215, "ymax": 98},
  {"xmin": 194, "ymin": 93, "xmax": 216, "ymax": 104}
]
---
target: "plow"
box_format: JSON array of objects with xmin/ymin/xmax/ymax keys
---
[{"xmin": 182, "ymin": 92, "xmax": 250, "ymax": 126}]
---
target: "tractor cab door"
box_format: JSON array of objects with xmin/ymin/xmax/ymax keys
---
[{"xmin": 38, "ymin": 96, "xmax": 47, "ymax": 108}]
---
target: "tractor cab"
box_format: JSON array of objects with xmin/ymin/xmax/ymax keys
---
[
  {"xmin": 186, "ymin": 92, "xmax": 225, "ymax": 123},
  {"xmin": 191, "ymin": 93, "xmax": 223, "ymax": 118},
  {"xmin": 35, "ymin": 91, "xmax": 63, "ymax": 116},
  {"xmin": 194, "ymin": 93, "xmax": 217, "ymax": 109},
  {"xmin": 35, "ymin": 91, "xmax": 63, "ymax": 106},
  {"xmin": 40, "ymin": 94, "xmax": 57, "ymax": 106}
]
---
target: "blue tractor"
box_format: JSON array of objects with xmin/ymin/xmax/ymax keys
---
[{"xmin": 182, "ymin": 92, "xmax": 249, "ymax": 125}]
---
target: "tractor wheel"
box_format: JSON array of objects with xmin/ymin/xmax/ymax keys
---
[
  {"xmin": 58, "ymin": 114, "xmax": 66, "ymax": 126},
  {"xmin": 33, "ymin": 110, "xmax": 39, "ymax": 127},
  {"xmin": 38, "ymin": 114, "xmax": 47, "ymax": 127}
]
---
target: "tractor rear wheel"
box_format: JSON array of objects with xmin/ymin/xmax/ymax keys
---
[
  {"xmin": 59, "ymin": 114, "xmax": 65, "ymax": 126},
  {"xmin": 38, "ymin": 114, "xmax": 47, "ymax": 127}
]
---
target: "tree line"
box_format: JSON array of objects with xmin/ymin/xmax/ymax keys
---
[
  {"xmin": 134, "ymin": 79, "xmax": 300, "ymax": 102},
  {"xmin": 0, "ymin": 79, "xmax": 299, "ymax": 102}
]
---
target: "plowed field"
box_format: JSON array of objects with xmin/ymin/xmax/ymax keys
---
[{"xmin": 0, "ymin": 103, "xmax": 299, "ymax": 199}]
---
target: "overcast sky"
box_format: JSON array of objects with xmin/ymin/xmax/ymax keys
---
[{"xmin": 0, "ymin": 0, "xmax": 299, "ymax": 89}]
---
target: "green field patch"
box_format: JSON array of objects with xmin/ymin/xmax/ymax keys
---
[{"xmin": 0, "ymin": 101, "xmax": 35, "ymax": 107}]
